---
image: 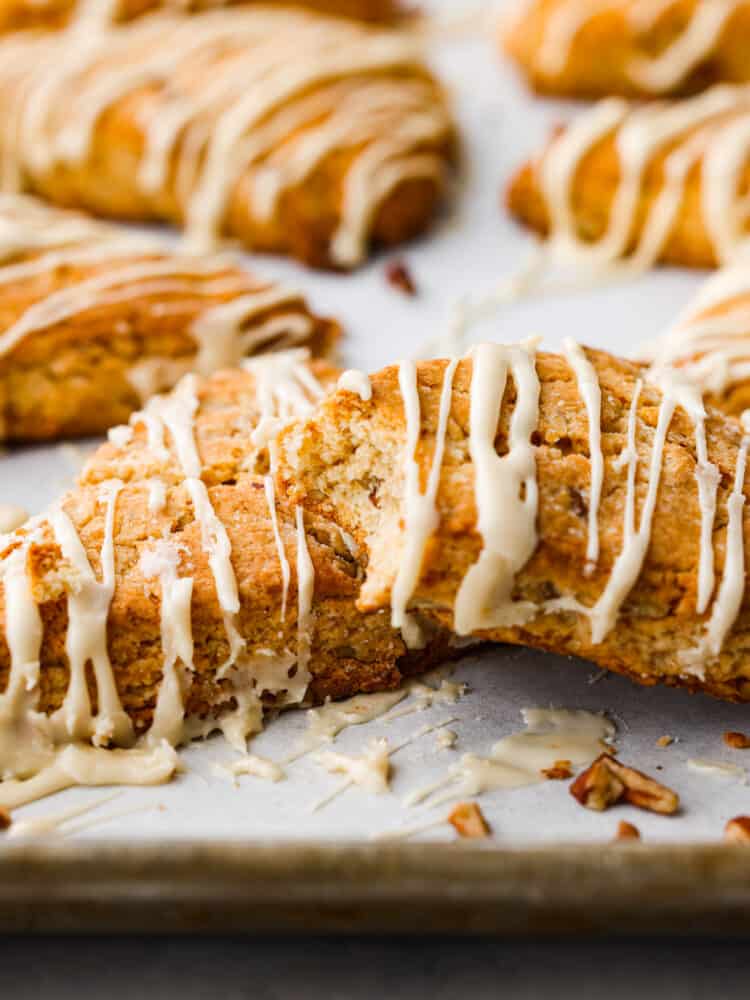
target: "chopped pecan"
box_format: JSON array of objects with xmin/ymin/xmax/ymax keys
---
[
  {"xmin": 570, "ymin": 754, "xmax": 679, "ymax": 815},
  {"xmin": 385, "ymin": 259, "xmax": 417, "ymax": 296},
  {"xmin": 614, "ymin": 820, "xmax": 641, "ymax": 841},
  {"xmin": 448, "ymin": 801, "xmax": 491, "ymax": 839},
  {"xmin": 541, "ymin": 759, "xmax": 573, "ymax": 780},
  {"xmin": 0, "ymin": 806, "xmax": 10, "ymax": 831},
  {"xmin": 724, "ymin": 731, "xmax": 750, "ymax": 750},
  {"xmin": 725, "ymin": 816, "xmax": 750, "ymax": 843}
]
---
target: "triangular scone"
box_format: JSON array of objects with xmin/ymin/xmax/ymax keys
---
[
  {"xmin": 507, "ymin": 85, "xmax": 750, "ymax": 272},
  {"xmin": 279, "ymin": 343, "xmax": 750, "ymax": 702},
  {"xmin": 0, "ymin": 0, "xmax": 403, "ymax": 32},
  {"xmin": 0, "ymin": 9, "xmax": 455, "ymax": 269},
  {"xmin": 640, "ymin": 263, "xmax": 750, "ymax": 418},
  {"xmin": 0, "ymin": 352, "xmax": 449, "ymax": 807},
  {"xmin": 0, "ymin": 195, "xmax": 338, "ymax": 442},
  {"xmin": 502, "ymin": 0, "xmax": 750, "ymax": 100}
]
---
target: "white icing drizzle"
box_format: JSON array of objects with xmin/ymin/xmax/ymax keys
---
[
  {"xmin": 264, "ymin": 476, "xmax": 291, "ymax": 623},
  {"xmin": 563, "ymin": 339, "xmax": 603, "ymax": 571},
  {"xmin": 687, "ymin": 758, "xmax": 747, "ymax": 782},
  {"xmin": 640, "ymin": 264, "xmax": 750, "ymax": 398},
  {"xmin": 285, "ymin": 688, "xmax": 407, "ymax": 763},
  {"xmin": 295, "ymin": 505, "xmax": 314, "ymax": 689},
  {"xmin": 406, "ymin": 707, "xmax": 615, "ymax": 808},
  {"xmin": 336, "ymin": 369, "xmax": 372, "ymax": 401},
  {"xmin": 0, "ymin": 504, "xmax": 28, "ymax": 534},
  {"xmin": 680, "ymin": 424, "xmax": 749, "ymax": 675},
  {"xmin": 213, "ymin": 753, "xmax": 284, "ymax": 785},
  {"xmin": 139, "ymin": 539, "xmax": 194, "ymax": 746},
  {"xmin": 50, "ymin": 480, "xmax": 134, "ymax": 747},
  {"xmin": 530, "ymin": 0, "xmax": 744, "ymax": 95},
  {"xmin": 454, "ymin": 341, "xmax": 540, "ymax": 634},
  {"xmin": 0, "ymin": 11, "xmax": 450, "ymax": 266},
  {"xmin": 391, "ymin": 357, "xmax": 457, "ymax": 647},
  {"xmin": 243, "ymin": 347, "xmax": 325, "ymax": 469}
]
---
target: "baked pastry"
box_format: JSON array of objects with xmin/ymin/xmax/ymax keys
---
[
  {"xmin": 507, "ymin": 85, "xmax": 750, "ymax": 273},
  {"xmin": 0, "ymin": 351, "xmax": 450, "ymax": 807},
  {"xmin": 0, "ymin": 0, "xmax": 403, "ymax": 33},
  {"xmin": 502, "ymin": 0, "xmax": 750, "ymax": 99},
  {"xmin": 0, "ymin": 194, "xmax": 338, "ymax": 442},
  {"xmin": 279, "ymin": 341, "xmax": 750, "ymax": 703},
  {"xmin": 640, "ymin": 263, "xmax": 750, "ymax": 417},
  {"xmin": 0, "ymin": 9, "xmax": 455, "ymax": 269}
]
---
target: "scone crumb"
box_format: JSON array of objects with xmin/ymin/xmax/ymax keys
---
[
  {"xmin": 615, "ymin": 820, "xmax": 641, "ymax": 841},
  {"xmin": 448, "ymin": 801, "xmax": 491, "ymax": 839},
  {"xmin": 541, "ymin": 759, "xmax": 573, "ymax": 780},
  {"xmin": 0, "ymin": 806, "xmax": 10, "ymax": 831},
  {"xmin": 385, "ymin": 259, "xmax": 417, "ymax": 296},
  {"xmin": 723, "ymin": 731, "xmax": 750, "ymax": 750},
  {"xmin": 570, "ymin": 754, "xmax": 679, "ymax": 815},
  {"xmin": 725, "ymin": 816, "xmax": 750, "ymax": 843},
  {"xmin": 656, "ymin": 735, "xmax": 674, "ymax": 748}
]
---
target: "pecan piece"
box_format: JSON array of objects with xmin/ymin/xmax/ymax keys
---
[
  {"xmin": 541, "ymin": 759, "xmax": 573, "ymax": 780},
  {"xmin": 614, "ymin": 820, "xmax": 641, "ymax": 841},
  {"xmin": 724, "ymin": 731, "xmax": 750, "ymax": 749},
  {"xmin": 448, "ymin": 801, "xmax": 491, "ymax": 839},
  {"xmin": 0, "ymin": 806, "xmax": 10, "ymax": 831},
  {"xmin": 725, "ymin": 816, "xmax": 750, "ymax": 843},
  {"xmin": 385, "ymin": 259, "xmax": 417, "ymax": 296},
  {"xmin": 570, "ymin": 754, "xmax": 679, "ymax": 815}
]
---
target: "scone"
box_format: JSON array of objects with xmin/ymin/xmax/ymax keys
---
[
  {"xmin": 502, "ymin": 0, "xmax": 750, "ymax": 99},
  {"xmin": 0, "ymin": 9, "xmax": 456, "ymax": 269},
  {"xmin": 279, "ymin": 342, "xmax": 750, "ymax": 703},
  {"xmin": 641, "ymin": 263, "xmax": 750, "ymax": 417},
  {"xmin": 507, "ymin": 85, "xmax": 750, "ymax": 273},
  {"xmin": 0, "ymin": 0, "xmax": 403, "ymax": 32},
  {"xmin": 0, "ymin": 194, "xmax": 338, "ymax": 442},
  {"xmin": 0, "ymin": 351, "xmax": 451, "ymax": 808}
]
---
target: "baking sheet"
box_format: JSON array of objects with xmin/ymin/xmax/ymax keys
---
[{"xmin": 1, "ymin": 1, "xmax": 749, "ymax": 931}]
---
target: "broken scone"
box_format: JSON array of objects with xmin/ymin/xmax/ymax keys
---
[
  {"xmin": 0, "ymin": 8, "xmax": 455, "ymax": 269},
  {"xmin": 0, "ymin": 351, "xmax": 451, "ymax": 809},
  {"xmin": 279, "ymin": 341, "xmax": 750, "ymax": 703},
  {"xmin": 502, "ymin": 0, "xmax": 750, "ymax": 99},
  {"xmin": 0, "ymin": 194, "xmax": 338, "ymax": 442},
  {"xmin": 507, "ymin": 85, "xmax": 750, "ymax": 273}
]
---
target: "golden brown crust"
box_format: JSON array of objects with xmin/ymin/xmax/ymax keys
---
[
  {"xmin": 503, "ymin": 0, "xmax": 750, "ymax": 99},
  {"xmin": 0, "ymin": 362, "xmax": 451, "ymax": 735},
  {"xmin": 279, "ymin": 348, "xmax": 750, "ymax": 702},
  {"xmin": 0, "ymin": 12, "xmax": 455, "ymax": 270}
]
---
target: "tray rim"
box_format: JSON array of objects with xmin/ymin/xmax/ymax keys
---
[{"xmin": 1, "ymin": 839, "xmax": 749, "ymax": 934}]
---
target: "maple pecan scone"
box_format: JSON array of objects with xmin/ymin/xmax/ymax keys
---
[
  {"xmin": 0, "ymin": 0, "xmax": 402, "ymax": 33},
  {"xmin": 640, "ymin": 264, "xmax": 750, "ymax": 418},
  {"xmin": 507, "ymin": 85, "xmax": 750, "ymax": 273},
  {"xmin": 502, "ymin": 0, "xmax": 750, "ymax": 99},
  {"xmin": 0, "ymin": 351, "xmax": 452, "ymax": 807},
  {"xmin": 278, "ymin": 342, "xmax": 750, "ymax": 703},
  {"xmin": 0, "ymin": 9, "xmax": 455, "ymax": 270},
  {"xmin": 0, "ymin": 194, "xmax": 338, "ymax": 442}
]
